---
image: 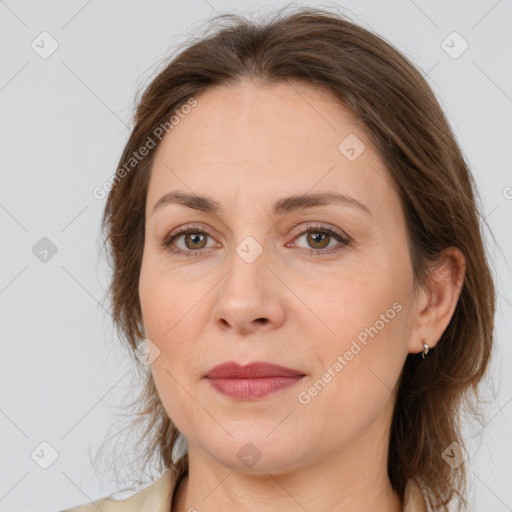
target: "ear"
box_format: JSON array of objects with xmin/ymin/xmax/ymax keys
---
[{"xmin": 408, "ymin": 247, "xmax": 466, "ymax": 355}]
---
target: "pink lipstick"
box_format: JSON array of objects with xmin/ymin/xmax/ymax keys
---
[{"xmin": 205, "ymin": 361, "xmax": 305, "ymax": 400}]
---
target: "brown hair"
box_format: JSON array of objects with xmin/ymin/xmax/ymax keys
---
[{"xmin": 96, "ymin": 6, "xmax": 496, "ymax": 511}]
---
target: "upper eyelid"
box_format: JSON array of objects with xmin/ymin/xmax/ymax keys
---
[
  {"xmin": 291, "ymin": 222, "xmax": 348, "ymax": 240},
  {"xmin": 167, "ymin": 222, "xmax": 343, "ymax": 237}
]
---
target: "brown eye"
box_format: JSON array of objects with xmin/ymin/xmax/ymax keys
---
[
  {"xmin": 162, "ymin": 223, "xmax": 350, "ymax": 259},
  {"xmin": 182, "ymin": 232, "xmax": 208, "ymax": 250},
  {"xmin": 161, "ymin": 227, "xmax": 218, "ymax": 258},
  {"xmin": 306, "ymin": 231, "xmax": 331, "ymax": 249},
  {"xmin": 291, "ymin": 224, "xmax": 350, "ymax": 256}
]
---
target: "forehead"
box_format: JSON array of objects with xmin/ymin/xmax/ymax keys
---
[
  {"xmin": 160, "ymin": 79, "xmax": 363, "ymax": 158},
  {"xmin": 147, "ymin": 80, "xmax": 398, "ymax": 217}
]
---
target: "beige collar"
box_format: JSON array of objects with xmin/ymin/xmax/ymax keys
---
[{"xmin": 402, "ymin": 476, "xmax": 428, "ymax": 512}]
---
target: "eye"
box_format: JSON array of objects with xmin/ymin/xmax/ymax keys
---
[
  {"xmin": 289, "ymin": 223, "xmax": 350, "ymax": 256},
  {"xmin": 161, "ymin": 222, "xmax": 351, "ymax": 258},
  {"xmin": 161, "ymin": 225, "xmax": 219, "ymax": 258}
]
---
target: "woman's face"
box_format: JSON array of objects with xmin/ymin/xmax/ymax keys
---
[{"xmin": 139, "ymin": 80, "xmax": 421, "ymax": 474}]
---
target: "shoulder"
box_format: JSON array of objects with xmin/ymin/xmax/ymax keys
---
[{"xmin": 59, "ymin": 464, "xmax": 186, "ymax": 512}]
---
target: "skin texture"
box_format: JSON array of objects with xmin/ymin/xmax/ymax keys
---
[{"xmin": 138, "ymin": 80, "xmax": 466, "ymax": 512}]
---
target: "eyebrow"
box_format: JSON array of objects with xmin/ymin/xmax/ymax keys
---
[{"xmin": 151, "ymin": 190, "xmax": 371, "ymax": 217}]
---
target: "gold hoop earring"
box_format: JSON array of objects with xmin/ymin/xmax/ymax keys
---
[{"xmin": 421, "ymin": 338, "xmax": 430, "ymax": 359}]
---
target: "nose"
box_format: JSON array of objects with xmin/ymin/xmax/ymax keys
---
[{"xmin": 212, "ymin": 245, "xmax": 286, "ymax": 336}]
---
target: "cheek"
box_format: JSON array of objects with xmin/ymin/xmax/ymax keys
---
[
  {"xmin": 151, "ymin": 360, "xmax": 206, "ymax": 437},
  {"xmin": 299, "ymin": 311, "xmax": 406, "ymax": 450},
  {"xmin": 299, "ymin": 261, "xmax": 408, "ymax": 418},
  {"xmin": 306, "ymin": 260, "xmax": 403, "ymax": 347},
  {"xmin": 139, "ymin": 267, "xmax": 198, "ymax": 373},
  {"xmin": 138, "ymin": 253, "xmax": 190, "ymax": 339},
  {"xmin": 139, "ymin": 259, "xmax": 212, "ymax": 432}
]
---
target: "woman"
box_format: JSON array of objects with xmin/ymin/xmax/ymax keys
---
[{"xmin": 62, "ymin": 6, "xmax": 495, "ymax": 512}]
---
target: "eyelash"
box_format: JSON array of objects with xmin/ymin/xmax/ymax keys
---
[{"xmin": 160, "ymin": 223, "xmax": 351, "ymax": 258}]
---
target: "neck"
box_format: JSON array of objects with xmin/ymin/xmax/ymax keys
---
[{"xmin": 172, "ymin": 421, "xmax": 402, "ymax": 512}]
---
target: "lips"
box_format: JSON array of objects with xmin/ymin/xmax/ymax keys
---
[
  {"xmin": 205, "ymin": 361, "xmax": 304, "ymax": 379},
  {"xmin": 204, "ymin": 361, "xmax": 305, "ymax": 400}
]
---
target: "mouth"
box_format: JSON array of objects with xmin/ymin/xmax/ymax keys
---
[{"xmin": 204, "ymin": 361, "xmax": 305, "ymax": 400}]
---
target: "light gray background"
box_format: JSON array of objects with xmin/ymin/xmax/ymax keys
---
[{"xmin": 1, "ymin": 1, "xmax": 511, "ymax": 511}]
